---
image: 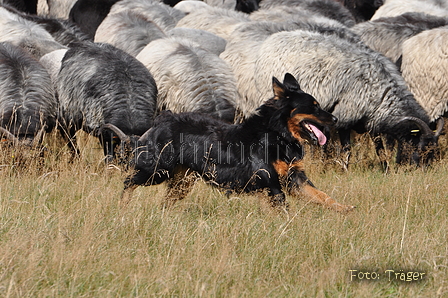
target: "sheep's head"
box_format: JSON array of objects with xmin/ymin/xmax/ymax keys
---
[
  {"xmin": 394, "ymin": 117, "xmax": 443, "ymax": 166},
  {"xmin": 0, "ymin": 125, "xmax": 47, "ymax": 147},
  {"xmin": 100, "ymin": 123, "xmax": 154, "ymax": 166}
]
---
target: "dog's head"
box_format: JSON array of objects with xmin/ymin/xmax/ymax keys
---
[{"xmin": 268, "ymin": 73, "xmax": 337, "ymax": 146}]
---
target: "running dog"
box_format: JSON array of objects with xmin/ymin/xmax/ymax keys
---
[{"xmin": 104, "ymin": 73, "xmax": 355, "ymax": 212}]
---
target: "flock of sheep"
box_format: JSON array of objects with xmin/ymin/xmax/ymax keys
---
[{"xmin": 0, "ymin": 0, "xmax": 447, "ymax": 167}]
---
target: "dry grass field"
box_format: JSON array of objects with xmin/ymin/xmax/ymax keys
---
[{"xmin": 0, "ymin": 131, "xmax": 447, "ymax": 297}]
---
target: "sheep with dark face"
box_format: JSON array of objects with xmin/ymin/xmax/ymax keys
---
[
  {"xmin": 165, "ymin": 0, "xmax": 261, "ymax": 14},
  {"xmin": 0, "ymin": 42, "xmax": 57, "ymax": 145},
  {"xmin": 337, "ymin": 0, "xmax": 384, "ymax": 23},
  {"xmin": 54, "ymin": 42, "xmax": 158, "ymax": 160},
  {"xmin": 221, "ymin": 26, "xmax": 439, "ymax": 165},
  {"xmin": 69, "ymin": 0, "xmax": 121, "ymax": 40},
  {"xmin": 351, "ymin": 12, "xmax": 448, "ymax": 63},
  {"xmin": 2, "ymin": 0, "xmax": 37, "ymax": 14},
  {"xmin": 203, "ymin": 0, "xmax": 261, "ymax": 14},
  {"xmin": 136, "ymin": 37, "xmax": 238, "ymax": 122}
]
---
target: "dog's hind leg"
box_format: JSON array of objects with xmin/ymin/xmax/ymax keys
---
[
  {"xmin": 163, "ymin": 166, "xmax": 198, "ymax": 208},
  {"xmin": 253, "ymin": 167, "xmax": 289, "ymax": 210}
]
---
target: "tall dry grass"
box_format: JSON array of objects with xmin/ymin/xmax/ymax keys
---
[{"xmin": 0, "ymin": 131, "xmax": 447, "ymax": 297}]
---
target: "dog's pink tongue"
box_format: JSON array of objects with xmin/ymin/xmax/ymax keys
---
[{"xmin": 309, "ymin": 124, "xmax": 327, "ymax": 146}]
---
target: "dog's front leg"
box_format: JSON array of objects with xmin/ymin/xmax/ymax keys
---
[
  {"xmin": 274, "ymin": 160, "xmax": 355, "ymax": 213},
  {"xmin": 257, "ymin": 167, "xmax": 289, "ymax": 210},
  {"xmin": 299, "ymin": 181, "xmax": 355, "ymax": 213}
]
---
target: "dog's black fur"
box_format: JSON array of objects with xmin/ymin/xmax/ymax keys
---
[{"xmin": 112, "ymin": 73, "xmax": 354, "ymax": 212}]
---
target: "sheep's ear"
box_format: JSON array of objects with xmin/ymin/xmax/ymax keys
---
[
  {"xmin": 272, "ymin": 76, "xmax": 286, "ymax": 100},
  {"xmin": 282, "ymin": 73, "xmax": 301, "ymax": 92}
]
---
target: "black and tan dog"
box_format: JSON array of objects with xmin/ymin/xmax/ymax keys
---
[{"xmin": 104, "ymin": 73, "xmax": 355, "ymax": 212}]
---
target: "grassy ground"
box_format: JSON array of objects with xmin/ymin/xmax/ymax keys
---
[{"xmin": 0, "ymin": 131, "xmax": 447, "ymax": 297}]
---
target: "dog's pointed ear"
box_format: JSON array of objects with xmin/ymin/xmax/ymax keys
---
[
  {"xmin": 282, "ymin": 73, "xmax": 301, "ymax": 92},
  {"xmin": 272, "ymin": 76, "xmax": 286, "ymax": 100}
]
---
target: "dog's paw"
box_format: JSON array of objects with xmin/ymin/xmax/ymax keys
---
[{"xmin": 332, "ymin": 203, "xmax": 356, "ymax": 213}]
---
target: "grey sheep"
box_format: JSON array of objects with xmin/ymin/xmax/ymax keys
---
[
  {"xmin": 55, "ymin": 42, "xmax": 158, "ymax": 159},
  {"xmin": 0, "ymin": 42, "xmax": 57, "ymax": 145},
  {"xmin": 220, "ymin": 20, "xmax": 363, "ymax": 120},
  {"xmin": 95, "ymin": 10, "xmax": 167, "ymax": 57},
  {"xmin": 259, "ymin": 0, "xmax": 356, "ymax": 27},
  {"xmin": 250, "ymin": 5, "xmax": 347, "ymax": 26},
  {"xmin": 136, "ymin": 37, "xmax": 238, "ymax": 122},
  {"xmin": 222, "ymin": 27, "xmax": 438, "ymax": 164}
]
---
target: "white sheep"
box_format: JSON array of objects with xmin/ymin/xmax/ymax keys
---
[
  {"xmin": 175, "ymin": 5, "xmax": 250, "ymax": 40},
  {"xmin": 109, "ymin": 0, "xmax": 185, "ymax": 31},
  {"xmin": 400, "ymin": 27, "xmax": 448, "ymax": 122},
  {"xmin": 37, "ymin": 0, "xmax": 77, "ymax": 19},
  {"xmin": 173, "ymin": 0, "xmax": 210, "ymax": 14},
  {"xmin": 39, "ymin": 48, "xmax": 68, "ymax": 84},
  {"xmin": 351, "ymin": 12, "xmax": 448, "ymax": 63},
  {"xmin": 250, "ymin": 5, "xmax": 346, "ymax": 27},
  {"xmin": 0, "ymin": 6, "xmax": 65, "ymax": 59},
  {"xmin": 136, "ymin": 37, "xmax": 238, "ymax": 122},
  {"xmin": 371, "ymin": 0, "xmax": 448, "ymax": 20},
  {"xmin": 167, "ymin": 27, "xmax": 227, "ymax": 56}
]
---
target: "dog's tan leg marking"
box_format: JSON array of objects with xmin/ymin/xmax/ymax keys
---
[
  {"xmin": 273, "ymin": 160, "xmax": 289, "ymax": 177},
  {"xmin": 163, "ymin": 166, "xmax": 197, "ymax": 208},
  {"xmin": 120, "ymin": 184, "xmax": 138, "ymax": 206},
  {"xmin": 300, "ymin": 184, "xmax": 355, "ymax": 213}
]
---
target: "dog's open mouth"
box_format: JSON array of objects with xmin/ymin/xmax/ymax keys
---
[{"xmin": 302, "ymin": 121, "xmax": 327, "ymax": 146}]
